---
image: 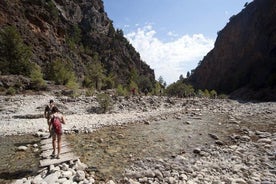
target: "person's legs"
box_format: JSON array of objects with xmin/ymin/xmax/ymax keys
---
[
  {"xmin": 56, "ymin": 134, "xmax": 61, "ymax": 159},
  {"xmin": 47, "ymin": 119, "xmax": 50, "ymax": 132},
  {"xmin": 52, "ymin": 134, "xmax": 56, "ymax": 157}
]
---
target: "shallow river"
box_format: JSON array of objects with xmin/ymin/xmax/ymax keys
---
[
  {"xmin": 0, "ymin": 112, "xmax": 231, "ymax": 183},
  {"xmin": 66, "ymin": 112, "xmax": 229, "ymax": 182}
]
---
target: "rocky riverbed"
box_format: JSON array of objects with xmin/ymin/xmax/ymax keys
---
[{"xmin": 0, "ymin": 93, "xmax": 275, "ymax": 183}]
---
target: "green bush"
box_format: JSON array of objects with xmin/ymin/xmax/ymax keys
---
[
  {"xmin": 210, "ymin": 90, "xmax": 218, "ymax": 99},
  {"xmin": 128, "ymin": 80, "xmax": 138, "ymax": 93},
  {"xmin": 49, "ymin": 59, "xmax": 77, "ymax": 86},
  {"xmin": 218, "ymin": 94, "xmax": 229, "ymax": 99},
  {"xmin": 85, "ymin": 87, "xmax": 95, "ymax": 96},
  {"xmin": 138, "ymin": 76, "xmax": 153, "ymax": 94},
  {"xmin": 96, "ymin": 93, "xmax": 113, "ymax": 113},
  {"xmin": 30, "ymin": 63, "xmax": 46, "ymax": 90},
  {"xmin": 6, "ymin": 87, "xmax": 16, "ymax": 95},
  {"xmin": 165, "ymin": 81, "xmax": 195, "ymax": 98},
  {"xmin": 85, "ymin": 61, "xmax": 106, "ymax": 90},
  {"xmin": 46, "ymin": 0, "xmax": 59, "ymax": 20},
  {"xmin": 153, "ymin": 82, "xmax": 162, "ymax": 96},
  {"xmin": 197, "ymin": 89, "xmax": 204, "ymax": 98},
  {"xmin": 116, "ymin": 84, "xmax": 128, "ymax": 96},
  {"xmin": 204, "ymin": 89, "xmax": 210, "ymax": 98},
  {"xmin": 66, "ymin": 79, "xmax": 79, "ymax": 90},
  {"xmin": 103, "ymin": 73, "xmax": 116, "ymax": 90}
]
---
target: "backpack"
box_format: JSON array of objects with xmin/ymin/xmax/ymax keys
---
[{"xmin": 51, "ymin": 116, "xmax": 62, "ymax": 134}]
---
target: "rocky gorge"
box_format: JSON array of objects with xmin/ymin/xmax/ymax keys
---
[{"xmin": 0, "ymin": 93, "xmax": 275, "ymax": 183}]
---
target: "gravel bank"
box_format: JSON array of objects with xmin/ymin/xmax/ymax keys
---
[{"xmin": 0, "ymin": 93, "xmax": 275, "ymax": 183}]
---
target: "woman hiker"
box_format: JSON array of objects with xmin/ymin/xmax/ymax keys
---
[{"xmin": 49, "ymin": 106, "xmax": 66, "ymax": 159}]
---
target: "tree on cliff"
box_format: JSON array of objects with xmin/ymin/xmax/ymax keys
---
[{"xmin": 0, "ymin": 26, "xmax": 32, "ymax": 76}]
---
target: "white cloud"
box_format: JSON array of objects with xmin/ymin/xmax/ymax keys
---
[
  {"xmin": 167, "ymin": 31, "xmax": 178, "ymax": 38},
  {"xmin": 125, "ymin": 25, "xmax": 214, "ymax": 84}
]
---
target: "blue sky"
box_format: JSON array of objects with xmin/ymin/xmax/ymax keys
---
[{"xmin": 103, "ymin": 0, "xmax": 253, "ymax": 84}]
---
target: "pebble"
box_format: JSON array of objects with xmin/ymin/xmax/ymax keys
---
[{"xmin": 122, "ymin": 129, "xmax": 276, "ymax": 184}]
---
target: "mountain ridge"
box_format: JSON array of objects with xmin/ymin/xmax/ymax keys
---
[{"xmin": 0, "ymin": 0, "xmax": 155, "ymax": 91}]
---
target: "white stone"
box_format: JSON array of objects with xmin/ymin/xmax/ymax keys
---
[
  {"xmin": 17, "ymin": 146, "xmax": 28, "ymax": 151},
  {"xmin": 74, "ymin": 170, "xmax": 86, "ymax": 182},
  {"xmin": 257, "ymin": 138, "xmax": 272, "ymax": 144},
  {"xmin": 62, "ymin": 170, "xmax": 73, "ymax": 179},
  {"xmin": 31, "ymin": 175, "xmax": 45, "ymax": 184},
  {"xmin": 44, "ymin": 172, "xmax": 59, "ymax": 184},
  {"xmin": 128, "ymin": 179, "xmax": 141, "ymax": 184},
  {"xmin": 74, "ymin": 159, "xmax": 88, "ymax": 171}
]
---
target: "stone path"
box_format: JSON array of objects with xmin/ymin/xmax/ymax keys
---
[{"xmin": 39, "ymin": 137, "xmax": 79, "ymax": 167}]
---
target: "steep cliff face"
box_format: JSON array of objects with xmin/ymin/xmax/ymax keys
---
[
  {"xmin": 188, "ymin": 0, "xmax": 276, "ymax": 101},
  {"xmin": 0, "ymin": 0, "xmax": 155, "ymax": 86}
]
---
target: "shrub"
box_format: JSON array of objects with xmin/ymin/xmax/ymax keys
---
[
  {"xmin": 66, "ymin": 79, "xmax": 79, "ymax": 90},
  {"xmin": 165, "ymin": 81, "xmax": 195, "ymax": 98},
  {"xmin": 153, "ymin": 82, "xmax": 162, "ymax": 96},
  {"xmin": 204, "ymin": 89, "xmax": 210, "ymax": 98},
  {"xmin": 85, "ymin": 61, "xmax": 106, "ymax": 90},
  {"xmin": 6, "ymin": 87, "xmax": 16, "ymax": 95},
  {"xmin": 103, "ymin": 73, "xmax": 116, "ymax": 90},
  {"xmin": 138, "ymin": 76, "xmax": 153, "ymax": 94},
  {"xmin": 49, "ymin": 59, "xmax": 77, "ymax": 86},
  {"xmin": 128, "ymin": 80, "xmax": 138, "ymax": 93},
  {"xmin": 210, "ymin": 90, "xmax": 218, "ymax": 99},
  {"xmin": 197, "ymin": 89, "xmax": 204, "ymax": 98},
  {"xmin": 46, "ymin": 0, "xmax": 59, "ymax": 20},
  {"xmin": 85, "ymin": 87, "xmax": 95, "ymax": 96},
  {"xmin": 29, "ymin": 63, "xmax": 46, "ymax": 90},
  {"xmin": 218, "ymin": 94, "xmax": 229, "ymax": 99},
  {"xmin": 116, "ymin": 84, "xmax": 128, "ymax": 96},
  {"xmin": 96, "ymin": 93, "xmax": 113, "ymax": 113}
]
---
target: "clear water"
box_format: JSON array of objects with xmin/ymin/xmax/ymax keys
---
[
  {"xmin": 0, "ymin": 135, "xmax": 40, "ymax": 184},
  {"xmin": 66, "ymin": 113, "xmax": 227, "ymax": 182}
]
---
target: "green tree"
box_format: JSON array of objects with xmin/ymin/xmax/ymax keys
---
[
  {"xmin": 129, "ymin": 68, "xmax": 139, "ymax": 84},
  {"xmin": 49, "ymin": 59, "xmax": 77, "ymax": 86},
  {"xmin": 129, "ymin": 80, "xmax": 139, "ymax": 93},
  {"xmin": 165, "ymin": 81, "xmax": 195, "ymax": 98},
  {"xmin": 186, "ymin": 71, "xmax": 191, "ymax": 78},
  {"xmin": 204, "ymin": 89, "xmax": 210, "ymax": 98},
  {"xmin": 29, "ymin": 63, "xmax": 46, "ymax": 90},
  {"xmin": 116, "ymin": 84, "xmax": 128, "ymax": 96},
  {"xmin": 210, "ymin": 90, "xmax": 218, "ymax": 99},
  {"xmin": 197, "ymin": 89, "xmax": 204, "ymax": 98},
  {"xmin": 46, "ymin": 0, "xmax": 59, "ymax": 20},
  {"xmin": 158, "ymin": 76, "xmax": 165, "ymax": 87},
  {"xmin": 153, "ymin": 81, "xmax": 162, "ymax": 96},
  {"xmin": 179, "ymin": 74, "xmax": 184, "ymax": 81},
  {"xmin": 86, "ymin": 60, "xmax": 106, "ymax": 90},
  {"xmin": 185, "ymin": 84, "xmax": 195, "ymax": 97},
  {"xmin": 0, "ymin": 26, "xmax": 32, "ymax": 76},
  {"xmin": 165, "ymin": 81, "xmax": 185, "ymax": 97},
  {"xmin": 103, "ymin": 72, "xmax": 116, "ymax": 90},
  {"xmin": 138, "ymin": 76, "xmax": 153, "ymax": 94}
]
